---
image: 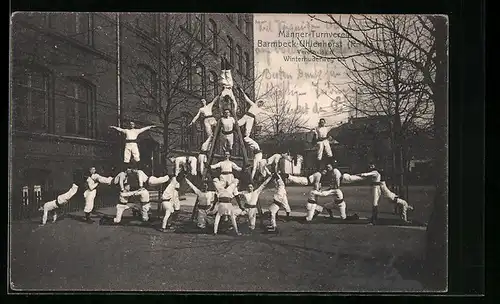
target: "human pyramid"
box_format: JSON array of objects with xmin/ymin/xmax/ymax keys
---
[{"xmin": 38, "ymin": 54, "xmax": 414, "ymax": 235}]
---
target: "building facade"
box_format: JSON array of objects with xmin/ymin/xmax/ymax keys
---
[{"xmin": 10, "ymin": 12, "xmax": 255, "ymax": 219}]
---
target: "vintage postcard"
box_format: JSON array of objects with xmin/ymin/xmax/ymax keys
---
[{"xmin": 9, "ymin": 12, "xmax": 448, "ymax": 292}]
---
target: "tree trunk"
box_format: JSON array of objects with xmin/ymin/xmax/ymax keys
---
[
  {"xmin": 393, "ymin": 113, "xmax": 405, "ymax": 195},
  {"xmin": 163, "ymin": 112, "xmax": 170, "ymax": 167},
  {"xmin": 424, "ymin": 16, "xmax": 448, "ymax": 291}
]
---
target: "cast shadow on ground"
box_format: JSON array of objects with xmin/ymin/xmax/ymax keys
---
[
  {"xmin": 168, "ymin": 223, "xmax": 429, "ymax": 289},
  {"xmin": 30, "ymin": 209, "xmax": 431, "ymax": 290},
  {"xmin": 371, "ymin": 218, "xmax": 427, "ymax": 227},
  {"xmin": 265, "ymin": 212, "xmax": 425, "ymax": 227},
  {"xmin": 60, "ymin": 206, "xmax": 426, "ymax": 235}
]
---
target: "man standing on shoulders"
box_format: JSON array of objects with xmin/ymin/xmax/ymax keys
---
[
  {"xmin": 210, "ymin": 151, "xmax": 242, "ymax": 187},
  {"xmin": 109, "ymin": 121, "xmax": 157, "ymax": 164}
]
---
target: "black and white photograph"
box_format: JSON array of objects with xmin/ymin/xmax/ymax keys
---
[{"xmin": 8, "ymin": 12, "xmax": 448, "ymax": 292}]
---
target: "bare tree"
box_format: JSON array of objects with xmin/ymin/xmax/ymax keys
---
[
  {"xmin": 302, "ymin": 14, "xmax": 448, "ymax": 290},
  {"xmin": 121, "ymin": 13, "xmax": 226, "ymax": 161},
  {"xmin": 303, "ymin": 16, "xmax": 434, "ymax": 197},
  {"xmin": 255, "ymin": 81, "xmax": 310, "ymax": 145},
  {"xmin": 11, "ymin": 13, "xmax": 117, "ymax": 102}
]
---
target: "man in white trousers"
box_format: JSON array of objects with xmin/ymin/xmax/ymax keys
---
[
  {"xmin": 304, "ymin": 184, "xmax": 327, "ymax": 222},
  {"xmin": 220, "ymin": 109, "xmax": 236, "ymax": 153},
  {"xmin": 236, "ymin": 87, "xmax": 273, "ymax": 137},
  {"xmin": 311, "ymin": 118, "xmax": 335, "ymax": 169},
  {"xmin": 38, "ymin": 172, "xmax": 83, "ymax": 226},
  {"xmin": 322, "ymin": 188, "xmax": 353, "ymax": 220},
  {"xmin": 189, "ymin": 98, "xmax": 218, "ymax": 139},
  {"xmin": 243, "ymin": 136, "xmax": 260, "ymax": 153},
  {"xmin": 307, "ymin": 185, "xmax": 358, "ymax": 221},
  {"xmin": 256, "ymin": 157, "xmax": 271, "ymax": 180},
  {"xmin": 113, "ymin": 164, "xmax": 151, "ymax": 224},
  {"xmin": 210, "ymin": 151, "xmax": 242, "ymax": 187},
  {"xmin": 340, "ymin": 172, "xmax": 366, "ymax": 184},
  {"xmin": 213, "ymin": 178, "xmax": 242, "ymax": 236},
  {"xmin": 285, "ymin": 168, "xmax": 328, "ymax": 189},
  {"xmin": 145, "ymin": 173, "xmax": 171, "ymax": 187},
  {"xmin": 219, "ymin": 53, "xmax": 238, "ymax": 113},
  {"xmin": 144, "ymin": 172, "xmax": 171, "ymax": 216},
  {"xmin": 267, "ymin": 173, "xmax": 291, "ymax": 232},
  {"xmin": 242, "ymin": 136, "xmax": 266, "ymax": 181},
  {"xmin": 378, "ymin": 181, "xmax": 414, "ymax": 222},
  {"xmin": 83, "ymin": 167, "xmax": 114, "ymax": 223},
  {"xmin": 266, "ymin": 153, "xmax": 284, "ymax": 173},
  {"xmin": 358, "ymin": 163, "xmax": 414, "ymax": 224},
  {"xmin": 170, "ymin": 155, "xmax": 198, "ymax": 176},
  {"xmin": 109, "ymin": 121, "xmax": 157, "ymax": 164},
  {"xmin": 185, "ymin": 178, "xmax": 217, "ymax": 230},
  {"xmin": 189, "ymin": 97, "xmax": 218, "ymax": 154},
  {"xmin": 158, "ymin": 174, "xmax": 182, "ymax": 232},
  {"xmin": 240, "ymin": 176, "xmax": 272, "ymax": 231}
]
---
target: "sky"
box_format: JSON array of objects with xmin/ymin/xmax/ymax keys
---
[{"xmin": 253, "ymin": 14, "xmax": 357, "ymax": 128}]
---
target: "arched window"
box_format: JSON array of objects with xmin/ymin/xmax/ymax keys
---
[
  {"xmin": 61, "ymin": 78, "xmax": 95, "ymax": 138},
  {"xmin": 244, "ymin": 52, "xmax": 251, "ymax": 77},
  {"xmin": 208, "ymin": 70, "xmax": 218, "ymax": 99},
  {"xmin": 207, "ymin": 19, "xmax": 217, "ymax": 51},
  {"xmin": 194, "ymin": 14, "xmax": 205, "ymax": 41},
  {"xmin": 180, "ymin": 52, "xmax": 191, "ymax": 90},
  {"xmin": 12, "ymin": 64, "xmax": 52, "ymax": 132},
  {"xmin": 193, "ymin": 63, "xmax": 205, "ymax": 97},
  {"xmin": 236, "ymin": 44, "xmax": 242, "ymax": 72},
  {"xmin": 227, "ymin": 35, "xmax": 234, "ymax": 66},
  {"xmin": 136, "ymin": 64, "xmax": 157, "ymax": 107}
]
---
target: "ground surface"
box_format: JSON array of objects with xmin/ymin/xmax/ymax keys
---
[{"xmin": 9, "ymin": 185, "xmax": 435, "ymax": 292}]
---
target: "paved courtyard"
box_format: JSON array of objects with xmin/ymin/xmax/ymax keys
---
[{"xmin": 9, "ymin": 186, "xmax": 434, "ymax": 292}]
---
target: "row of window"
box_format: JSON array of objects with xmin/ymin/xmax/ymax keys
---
[
  {"xmin": 45, "ymin": 13, "xmax": 95, "ymax": 47},
  {"xmin": 137, "ymin": 58, "xmax": 251, "ymax": 104},
  {"xmin": 27, "ymin": 13, "xmax": 252, "ymax": 59},
  {"xmin": 11, "ymin": 65, "xmax": 246, "ymax": 157},
  {"xmin": 186, "ymin": 13, "xmax": 251, "ymax": 42},
  {"xmin": 12, "ymin": 66, "xmax": 95, "ymax": 137},
  {"xmin": 184, "ymin": 14, "xmax": 252, "ymax": 78},
  {"xmin": 10, "ymin": 66, "xmax": 203, "ymax": 152},
  {"xmin": 128, "ymin": 13, "xmax": 252, "ymax": 44}
]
